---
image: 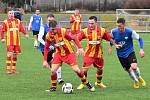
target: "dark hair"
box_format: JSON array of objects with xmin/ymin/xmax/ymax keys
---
[
  {"xmin": 35, "ymin": 8, "xmax": 40, "ymax": 11},
  {"xmin": 117, "ymin": 18, "xmax": 125, "ymax": 24},
  {"xmin": 47, "ymin": 13, "xmax": 55, "ymax": 18},
  {"xmin": 75, "ymin": 8, "xmax": 79, "ymax": 11},
  {"xmin": 49, "ymin": 20, "xmax": 57, "ymax": 28},
  {"xmin": 14, "ymin": 11, "xmax": 22, "ymax": 20},
  {"xmin": 89, "ymin": 16, "xmax": 97, "ymax": 22}
]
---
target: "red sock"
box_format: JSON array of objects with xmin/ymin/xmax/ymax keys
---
[
  {"xmin": 76, "ymin": 69, "xmax": 88, "ymax": 84},
  {"xmin": 12, "ymin": 56, "xmax": 17, "ymax": 70},
  {"xmin": 96, "ymin": 68, "xmax": 103, "ymax": 83},
  {"xmin": 6, "ymin": 56, "xmax": 11, "ymax": 70},
  {"xmin": 51, "ymin": 72, "xmax": 57, "ymax": 88}
]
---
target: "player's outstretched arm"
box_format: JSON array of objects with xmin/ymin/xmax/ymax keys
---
[
  {"xmin": 132, "ymin": 30, "xmax": 144, "ymax": 58},
  {"xmin": 138, "ymin": 37, "xmax": 144, "ymax": 58},
  {"xmin": 139, "ymin": 49, "xmax": 144, "ymax": 58},
  {"xmin": 108, "ymin": 45, "xmax": 113, "ymax": 55},
  {"xmin": 43, "ymin": 37, "xmax": 51, "ymax": 68},
  {"xmin": 43, "ymin": 60, "xmax": 49, "ymax": 68},
  {"xmin": 28, "ymin": 16, "xmax": 33, "ymax": 31}
]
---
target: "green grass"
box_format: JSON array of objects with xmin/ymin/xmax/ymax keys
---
[{"xmin": 0, "ymin": 33, "xmax": 150, "ymax": 100}]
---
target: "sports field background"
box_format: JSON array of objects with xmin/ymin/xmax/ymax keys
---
[
  {"xmin": 0, "ymin": 13, "xmax": 150, "ymax": 100},
  {"xmin": 0, "ymin": 33, "xmax": 150, "ymax": 100}
]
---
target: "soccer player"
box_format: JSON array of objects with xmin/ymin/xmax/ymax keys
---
[
  {"xmin": 108, "ymin": 18, "xmax": 146, "ymax": 88},
  {"xmin": 70, "ymin": 9, "xmax": 81, "ymax": 35},
  {"xmin": 28, "ymin": 9, "xmax": 43, "ymax": 48},
  {"xmin": 1, "ymin": 9, "xmax": 29, "ymax": 74},
  {"xmin": 38, "ymin": 13, "xmax": 64, "ymax": 84},
  {"xmin": 43, "ymin": 20, "xmax": 95, "ymax": 92},
  {"xmin": 77, "ymin": 16, "xmax": 115, "ymax": 90}
]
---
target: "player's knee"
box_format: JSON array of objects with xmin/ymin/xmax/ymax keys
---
[
  {"xmin": 131, "ymin": 63, "xmax": 137, "ymax": 70},
  {"xmin": 51, "ymin": 67, "xmax": 57, "ymax": 73},
  {"xmin": 7, "ymin": 52, "xmax": 13, "ymax": 57},
  {"xmin": 71, "ymin": 65, "xmax": 79, "ymax": 72},
  {"xmin": 83, "ymin": 68, "xmax": 88, "ymax": 73},
  {"xmin": 97, "ymin": 67, "xmax": 103, "ymax": 71},
  {"xmin": 51, "ymin": 69, "xmax": 57, "ymax": 75}
]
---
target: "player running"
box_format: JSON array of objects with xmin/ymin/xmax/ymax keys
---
[
  {"xmin": 108, "ymin": 18, "xmax": 146, "ymax": 88},
  {"xmin": 77, "ymin": 16, "xmax": 116, "ymax": 89}
]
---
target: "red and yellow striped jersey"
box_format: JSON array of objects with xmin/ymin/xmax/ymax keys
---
[
  {"xmin": 78, "ymin": 26, "xmax": 112, "ymax": 58},
  {"xmin": 70, "ymin": 14, "xmax": 81, "ymax": 32},
  {"xmin": 44, "ymin": 28, "xmax": 82, "ymax": 60},
  {"xmin": 1, "ymin": 18, "xmax": 26, "ymax": 46}
]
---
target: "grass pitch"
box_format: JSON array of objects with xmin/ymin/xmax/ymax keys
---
[{"xmin": 0, "ymin": 33, "xmax": 150, "ymax": 100}]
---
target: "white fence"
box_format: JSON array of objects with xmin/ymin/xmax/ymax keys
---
[{"xmin": 1, "ymin": 20, "xmax": 150, "ymax": 33}]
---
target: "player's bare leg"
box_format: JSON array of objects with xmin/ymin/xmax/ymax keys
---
[
  {"xmin": 128, "ymin": 64, "xmax": 140, "ymax": 88},
  {"xmin": 77, "ymin": 68, "xmax": 88, "ymax": 90},
  {"xmin": 57, "ymin": 64, "xmax": 64, "ymax": 84},
  {"xmin": 72, "ymin": 65, "xmax": 95, "ymax": 92},
  {"xmin": 47, "ymin": 64, "xmax": 60, "ymax": 92},
  {"xmin": 131, "ymin": 63, "xmax": 146, "ymax": 88},
  {"xmin": 33, "ymin": 35, "xmax": 38, "ymax": 48}
]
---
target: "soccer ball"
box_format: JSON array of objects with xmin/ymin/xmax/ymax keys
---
[{"xmin": 62, "ymin": 83, "xmax": 73, "ymax": 94}]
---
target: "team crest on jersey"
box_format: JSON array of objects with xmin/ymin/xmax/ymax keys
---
[
  {"xmin": 125, "ymin": 37, "xmax": 128, "ymax": 40},
  {"xmin": 36, "ymin": 20, "xmax": 39, "ymax": 23}
]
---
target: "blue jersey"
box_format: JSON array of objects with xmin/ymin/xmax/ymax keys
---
[
  {"xmin": 39, "ymin": 23, "xmax": 54, "ymax": 52},
  {"xmin": 31, "ymin": 15, "xmax": 42, "ymax": 31},
  {"xmin": 111, "ymin": 28, "xmax": 134, "ymax": 58}
]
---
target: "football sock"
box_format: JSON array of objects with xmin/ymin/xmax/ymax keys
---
[
  {"xmin": 34, "ymin": 40, "xmax": 38, "ymax": 47},
  {"xmin": 12, "ymin": 56, "xmax": 17, "ymax": 70},
  {"xmin": 51, "ymin": 72, "xmax": 57, "ymax": 88},
  {"xmin": 96, "ymin": 69, "xmax": 103, "ymax": 84},
  {"xmin": 76, "ymin": 69, "xmax": 88, "ymax": 84},
  {"xmin": 133, "ymin": 67, "xmax": 140, "ymax": 78},
  {"xmin": 84, "ymin": 71, "xmax": 87, "ymax": 77},
  {"xmin": 6, "ymin": 56, "xmax": 11, "ymax": 70},
  {"xmin": 129, "ymin": 70, "xmax": 138, "ymax": 82},
  {"xmin": 57, "ymin": 67, "xmax": 62, "ymax": 80}
]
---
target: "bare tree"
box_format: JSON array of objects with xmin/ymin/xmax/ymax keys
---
[
  {"xmin": 103, "ymin": 0, "xmax": 107, "ymax": 12},
  {"xmin": 98, "ymin": 0, "xmax": 101, "ymax": 11},
  {"xmin": 59, "ymin": 0, "xmax": 61, "ymax": 11},
  {"xmin": 124, "ymin": 0, "xmax": 150, "ymax": 9}
]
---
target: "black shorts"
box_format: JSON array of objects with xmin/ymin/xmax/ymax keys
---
[
  {"xmin": 42, "ymin": 50, "xmax": 55, "ymax": 63},
  {"xmin": 32, "ymin": 30, "xmax": 39, "ymax": 35},
  {"xmin": 118, "ymin": 52, "xmax": 137, "ymax": 71}
]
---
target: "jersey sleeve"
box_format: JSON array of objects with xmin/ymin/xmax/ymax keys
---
[
  {"xmin": 110, "ymin": 30, "xmax": 114, "ymax": 38},
  {"xmin": 19, "ymin": 21, "xmax": 26, "ymax": 35},
  {"xmin": 44, "ymin": 33, "xmax": 51, "ymax": 60},
  {"xmin": 28, "ymin": 16, "xmax": 33, "ymax": 28},
  {"xmin": 70, "ymin": 15, "xmax": 75, "ymax": 23},
  {"xmin": 77, "ymin": 31, "xmax": 86, "ymax": 41},
  {"xmin": 102, "ymin": 28, "xmax": 112, "ymax": 41},
  {"xmin": 0, "ymin": 22, "xmax": 7, "ymax": 39},
  {"xmin": 65, "ymin": 30, "xmax": 82, "ymax": 48},
  {"xmin": 38, "ymin": 25, "xmax": 45, "ymax": 45},
  {"xmin": 132, "ymin": 30, "xmax": 140, "ymax": 40}
]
